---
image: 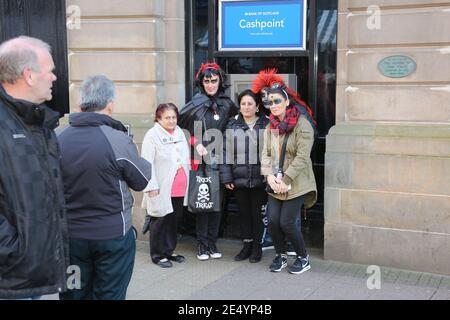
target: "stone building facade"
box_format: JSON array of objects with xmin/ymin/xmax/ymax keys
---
[
  {"xmin": 64, "ymin": 0, "xmax": 450, "ymax": 275},
  {"xmin": 325, "ymin": 0, "xmax": 450, "ymax": 275},
  {"xmin": 66, "ymin": 0, "xmax": 185, "ymax": 237}
]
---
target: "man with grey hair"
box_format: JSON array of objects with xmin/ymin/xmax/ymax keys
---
[
  {"xmin": 0, "ymin": 36, "xmax": 69, "ymax": 299},
  {"xmin": 57, "ymin": 75, "xmax": 152, "ymax": 300}
]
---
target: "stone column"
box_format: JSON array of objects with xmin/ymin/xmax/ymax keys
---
[
  {"xmin": 325, "ymin": 0, "xmax": 450, "ymax": 275},
  {"xmin": 66, "ymin": 0, "xmax": 185, "ymax": 240}
]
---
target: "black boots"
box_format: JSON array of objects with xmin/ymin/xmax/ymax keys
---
[
  {"xmin": 234, "ymin": 240, "xmax": 262, "ymax": 263},
  {"xmin": 249, "ymin": 242, "xmax": 262, "ymax": 263},
  {"xmin": 234, "ymin": 241, "xmax": 253, "ymax": 261}
]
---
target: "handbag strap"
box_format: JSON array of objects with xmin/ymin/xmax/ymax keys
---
[{"xmin": 277, "ymin": 134, "xmax": 290, "ymax": 175}]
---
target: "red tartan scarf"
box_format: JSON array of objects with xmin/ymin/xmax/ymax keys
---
[{"xmin": 269, "ymin": 106, "xmax": 300, "ymax": 135}]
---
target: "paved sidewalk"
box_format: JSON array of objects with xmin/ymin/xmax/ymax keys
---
[
  {"xmin": 126, "ymin": 237, "xmax": 450, "ymax": 300},
  {"xmin": 40, "ymin": 236, "xmax": 450, "ymax": 300}
]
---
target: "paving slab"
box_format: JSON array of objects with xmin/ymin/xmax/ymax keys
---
[
  {"xmin": 431, "ymin": 288, "xmax": 450, "ymax": 300},
  {"xmin": 305, "ymin": 275, "xmax": 374, "ymax": 300},
  {"xmin": 21, "ymin": 237, "xmax": 450, "ymax": 300},
  {"xmin": 368, "ymin": 283, "xmax": 437, "ymax": 300}
]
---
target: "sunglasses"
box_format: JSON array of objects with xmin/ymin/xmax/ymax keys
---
[
  {"xmin": 263, "ymin": 98, "xmax": 284, "ymax": 108},
  {"xmin": 267, "ymin": 82, "xmax": 289, "ymax": 100},
  {"xmin": 203, "ymin": 78, "xmax": 219, "ymax": 85}
]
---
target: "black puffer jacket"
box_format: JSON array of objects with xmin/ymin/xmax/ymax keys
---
[
  {"xmin": 220, "ymin": 114, "xmax": 269, "ymax": 188},
  {"xmin": 0, "ymin": 85, "xmax": 69, "ymax": 299}
]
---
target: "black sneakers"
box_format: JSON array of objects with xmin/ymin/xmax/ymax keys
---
[
  {"xmin": 208, "ymin": 242, "xmax": 222, "ymax": 259},
  {"xmin": 269, "ymin": 254, "xmax": 288, "ymax": 272},
  {"xmin": 155, "ymin": 258, "xmax": 173, "ymax": 268},
  {"xmin": 168, "ymin": 254, "xmax": 186, "ymax": 263},
  {"xmin": 288, "ymin": 255, "xmax": 311, "ymax": 274},
  {"xmin": 269, "ymin": 254, "xmax": 311, "ymax": 274},
  {"xmin": 197, "ymin": 244, "xmax": 209, "ymax": 261},
  {"xmin": 197, "ymin": 243, "xmax": 222, "ymax": 260}
]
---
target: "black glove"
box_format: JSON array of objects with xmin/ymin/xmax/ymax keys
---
[{"xmin": 142, "ymin": 215, "xmax": 152, "ymax": 235}]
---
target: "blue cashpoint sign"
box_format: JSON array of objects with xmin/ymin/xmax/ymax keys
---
[{"xmin": 219, "ymin": 0, "xmax": 307, "ymax": 51}]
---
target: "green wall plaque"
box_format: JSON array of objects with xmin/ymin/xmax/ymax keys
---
[{"xmin": 378, "ymin": 55, "xmax": 417, "ymax": 78}]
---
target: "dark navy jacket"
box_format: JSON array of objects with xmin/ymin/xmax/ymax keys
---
[
  {"xmin": 0, "ymin": 85, "xmax": 69, "ymax": 299},
  {"xmin": 57, "ymin": 112, "xmax": 151, "ymax": 240}
]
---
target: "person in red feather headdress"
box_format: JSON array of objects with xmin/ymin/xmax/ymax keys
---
[
  {"xmin": 253, "ymin": 69, "xmax": 317, "ymax": 274},
  {"xmin": 251, "ymin": 68, "xmax": 316, "ymax": 129}
]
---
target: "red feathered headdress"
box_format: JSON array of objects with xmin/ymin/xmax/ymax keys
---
[
  {"xmin": 251, "ymin": 68, "xmax": 315, "ymax": 122},
  {"xmin": 251, "ymin": 68, "xmax": 285, "ymax": 94}
]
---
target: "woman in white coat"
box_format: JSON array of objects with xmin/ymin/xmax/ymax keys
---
[{"xmin": 141, "ymin": 103, "xmax": 190, "ymax": 268}]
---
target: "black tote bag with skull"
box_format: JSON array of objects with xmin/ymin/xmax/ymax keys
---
[{"xmin": 188, "ymin": 164, "xmax": 221, "ymax": 213}]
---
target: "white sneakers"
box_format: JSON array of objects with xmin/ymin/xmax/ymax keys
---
[
  {"xmin": 196, "ymin": 243, "xmax": 222, "ymax": 260},
  {"xmin": 197, "ymin": 244, "xmax": 209, "ymax": 260}
]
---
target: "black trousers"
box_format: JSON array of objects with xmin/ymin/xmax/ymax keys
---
[
  {"xmin": 266, "ymin": 195, "xmax": 307, "ymax": 257},
  {"xmin": 196, "ymin": 211, "xmax": 221, "ymax": 247},
  {"xmin": 149, "ymin": 197, "xmax": 184, "ymax": 263},
  {"xmin": 234, "ymin": 187, "xmax": 267, "ymax": 243},
  {"xmin": 59, "ymin": 227, "xmax": 136, "ymax": 300},
  {"xmin": 196, "ymin": 187, "xmax": 225, "ymax": 247}
]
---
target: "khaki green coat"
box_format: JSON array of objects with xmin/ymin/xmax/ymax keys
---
[{"xmin": 261, "ymin": 115, "xmax": 317, "ymax": 208}]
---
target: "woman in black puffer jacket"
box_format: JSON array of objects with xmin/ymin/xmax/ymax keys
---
[{"xmin": 220, "ymin": 89, "xmax": 269, "ymax": 263}]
